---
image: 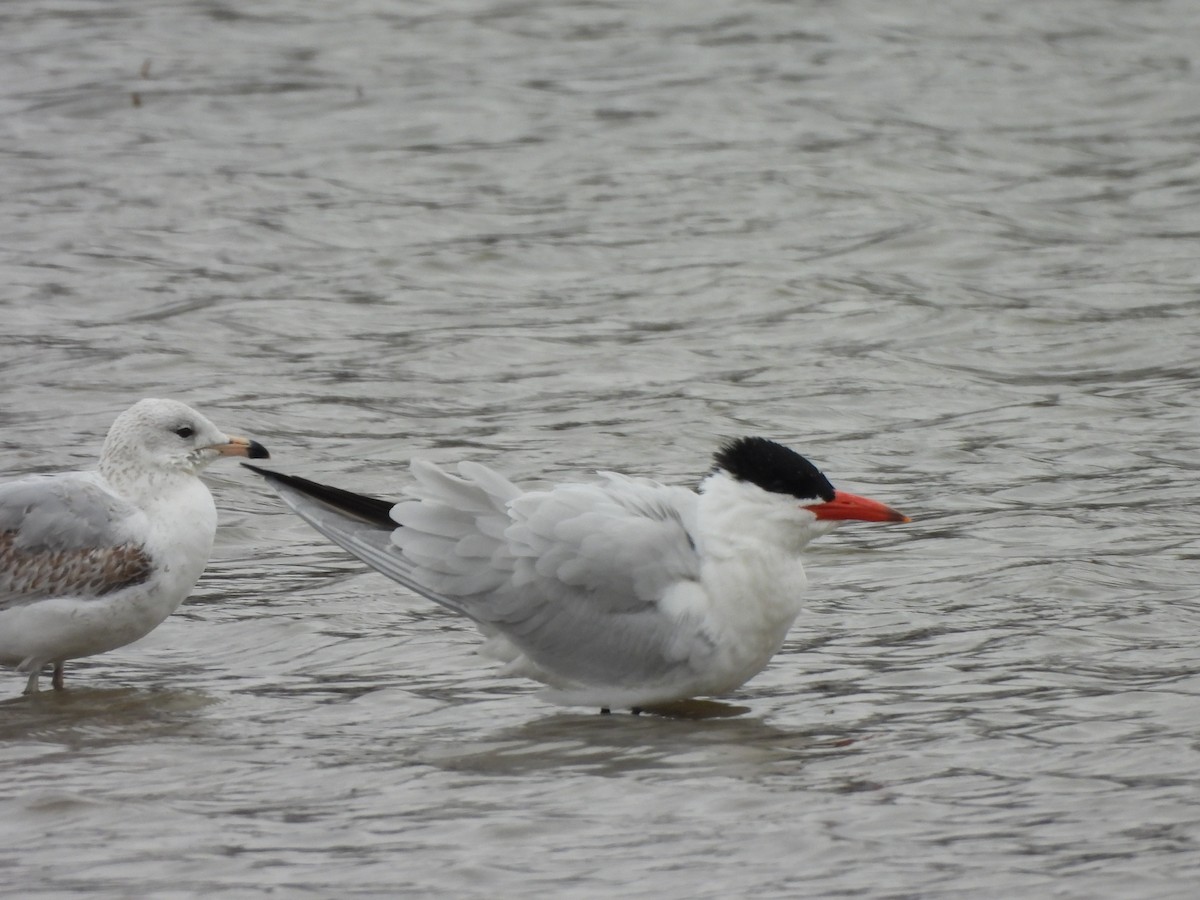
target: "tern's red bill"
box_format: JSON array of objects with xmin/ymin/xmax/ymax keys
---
[{"xmin": 806, "ymin": 490, "xmax": 909, "ymax": 523}]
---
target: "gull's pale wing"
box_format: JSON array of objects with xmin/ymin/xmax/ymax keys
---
[
  {"xmin": 250, "ymin": 462, "xmax": 709, "ymax": 687},
  {"xmin": 0, "ymin": 472, "xmax": 154, "ymax": 607}
]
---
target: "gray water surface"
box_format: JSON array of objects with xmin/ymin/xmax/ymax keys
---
[{"xmin": 3, "ymin": 1, "xmax": 1200, "ymax": 897}]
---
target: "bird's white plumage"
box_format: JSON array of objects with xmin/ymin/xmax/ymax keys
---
[
  {"xmin": 0, "ymin": 398, "xmax": 265, "ymax": 693},
  {"xmin": 260, "ymin": 445, "xmax": 876, "ymax": 710}
]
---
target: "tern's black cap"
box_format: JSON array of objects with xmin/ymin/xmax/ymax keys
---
[{"xmin": 712, "ymin": 437, "xmax": 835, "ymax": 503}]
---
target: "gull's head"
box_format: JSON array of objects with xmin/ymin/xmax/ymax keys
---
[
  {"xmin": 704, "ymin": 437, "xmax": 908, "ymax": 548},
  {"xmin": 100, "ymin": 398, "xmax": 269, "ymax": 480}
]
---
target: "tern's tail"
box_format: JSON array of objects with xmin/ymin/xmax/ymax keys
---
[
  {"xmin": 242, "ymin": 464, "xmax": 404, "ymax": 581},
  {"xmin": 245, "ymin": 464, "xmax": 497, "ymax": 622}
]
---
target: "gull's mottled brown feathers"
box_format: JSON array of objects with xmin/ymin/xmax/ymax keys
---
[
  {"xmin": 0, "ymin": 472, "xmax": 154, "ymax": 609},
  {"xmin": 0, "ymin": 531, "xmax": 153, "ymax": 606}
]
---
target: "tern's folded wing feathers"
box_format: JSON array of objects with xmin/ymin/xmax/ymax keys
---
[
  {"xmin": 388, "ymin": 466, "xmax": 702, "ymax": 617},
  {"xmin": 498, "ymin": 473, "xmax": 701, "ymax": 614},
  {"xmin": 394, "ymin": 465, "xmax": 710, "ymax": 686},
  {"xmin": 476, "ymin": 472, "xmax": 707, "ymax": 684},
  {"xmin": 251, "ymin": 462, "xmax": 710, "ymax": 687},
  {"xmin": 239, "ymin": 465, "xmax": 465, "ymax": 609},
  {"xmin": 0, "ymin": 473, "xmax": 153, "ymax": 607}
]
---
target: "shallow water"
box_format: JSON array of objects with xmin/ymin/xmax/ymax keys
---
[{"xmin": 3, "ymin": 0, "xmax": 1200, "ymax": 896}]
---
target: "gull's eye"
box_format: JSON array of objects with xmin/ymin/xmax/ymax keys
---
[{"xmin": 174, "ymin": 425, "xmax": 195, "ymax": 439}]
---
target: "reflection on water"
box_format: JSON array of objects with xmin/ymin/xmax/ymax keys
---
[
  {"xmin": 0, "ymin": 688, "xmax": 220, "ymax": 745},
  {"xmin": 415, "ymin": 710, "xmax": 843, "ymax": 778},
  {"xmin": 3, "ymin": 0, "xmax": 1200, "ymax": 896}
]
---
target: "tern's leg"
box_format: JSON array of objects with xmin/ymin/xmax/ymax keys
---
[
  {"xmin": 51, "ymin": 663, "xmax": 65, "ymax": 691},
  {"xmin": 23, "ymin": 669, "xmax": 40, "ymax": 695}
]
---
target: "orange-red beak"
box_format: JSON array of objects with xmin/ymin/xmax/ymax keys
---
[{"xmin": 806, "ymin": 490, "xmax": 909, "ymax": 523}]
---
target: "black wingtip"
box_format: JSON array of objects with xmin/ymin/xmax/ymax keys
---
[{"xmin": 241, "ymin": 463, "xmax": 397, "ymax": 528}]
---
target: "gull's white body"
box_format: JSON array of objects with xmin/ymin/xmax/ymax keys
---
[
  {"xmin": 0, "ymin": 471, "xmax": 216, "ymax": 678},
  {"xmin": 0, "ymin": 399, "xmax": 266, "ymax": 693},
  {"xmin": 255, "ymin": 440, "xmax": 899, "ymax": 710}
]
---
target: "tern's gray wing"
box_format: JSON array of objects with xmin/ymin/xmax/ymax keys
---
[
  {"xmin": 0, "ymin": 472, "xmax": 154, "ymax": 607},
  {"xmin": 464, "ymin": 469, "xmax": 707, "ymax": 684},
  {"xmin": 241, "ymin": 464, "xmax": 415, "ymax": 598},
  {"xmin": 250, "ymin": 461, "xmax": 707, "ymax": 686},
  {"xmin": 246, "ymin": 462, "xmax": 516, "ymax": 620}
]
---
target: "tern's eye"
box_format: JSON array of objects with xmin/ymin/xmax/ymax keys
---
[{"xmin": 174, "ymin": 425, "xmax": 195, "ymax": 439}]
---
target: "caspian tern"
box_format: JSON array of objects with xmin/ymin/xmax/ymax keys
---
[
  {"xmin": 0, "ymin": 399, "xmax": 269, "ymax": 694},
  {"xmin": 248, "ymin": 437, "xmax": 908, "ymax": 713}
]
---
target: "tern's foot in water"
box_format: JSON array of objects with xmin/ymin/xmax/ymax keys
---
[
  {"xmin": 52, "ymin": 663, "xmax": 64, "ymax": 691},
  {"xmin": 639, "ymin": 699, "xmax": 752, "ymax": 719},
  {"xmin": 599, "ymin": 703, "xmax": 740, "ymax": 718}
]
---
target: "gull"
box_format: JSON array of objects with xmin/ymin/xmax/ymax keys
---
[
  {"xmin": 247, "ymin": 437, "xmax": 908, "ymax": 713},
  {"xmin": 0, "ymin": 398, "xmax": 268, "ymax": 694}
]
